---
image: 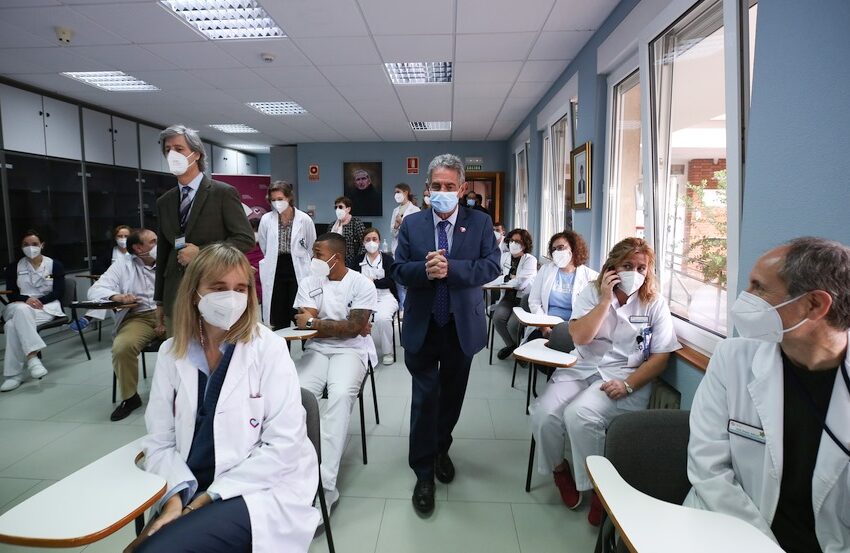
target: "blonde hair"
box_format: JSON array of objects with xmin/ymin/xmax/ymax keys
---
[
  {"xmin": 171, "ymin": 243, "xmax": 259, "ymax": 358},
  {"xmin": 596, "ymin": 237, "xmax": 658, "ymax": 303}
]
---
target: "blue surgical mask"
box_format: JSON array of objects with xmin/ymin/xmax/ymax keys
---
[
  {"xmin": 466, "ymin": 199, "xmax": 476, "ymax": 207},
  {"xmin": 430, "ymin": 191, "xmax": 460, "ymax": 214}
]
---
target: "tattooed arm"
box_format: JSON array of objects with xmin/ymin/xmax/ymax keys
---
[{"xmin": 312, "ymin": 308, "xmax": 372, "ymax": 339}]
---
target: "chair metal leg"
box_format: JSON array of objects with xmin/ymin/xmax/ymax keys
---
[
  {"xmin": 526, "ymin": 362, "xmax": 534, "ymax": 415},
  {"xmin": 317, "ymin": 474, "xmax": 335, "ymax": 553},
  {"xmin": 525, "ymin": 435, "xmax": 536, "ymax": 492},
  {"xmin": 392, "ymin": 313, "xmax": 397, "ymax": 363},
  {"xmin": 97, "ymin": 321, "xmax": 102, "ymax": 342},
  {"xmin": 511, "ymin": 359, "xmax": 518, "ymax": 388},
  {"xmin": 71, "ymin": 310, "xmax": 92, "ymax": 361},
  {"xmin": 488, "ymin": 316, "xmax": 495, "ymax": 365},
  {"xmin": 359, "ymin": 391, "xmax": 367, "ymax": 464},
  {"xmin": 141, "ymin": 353, "xmax": 147, "ymax": 379},
  {"xmin": 532, "ymin": 362, "xmax": 539, "ymax": 398},
  {"xmin": 369, "ymin": 363, "xmax": 379, "ymax": 424},
  {"xmin": 112, "ymin": 373, "xmax": 117, "ymax": 403},
  {"xmin": 134, "ymin": 513, "xmax": 145, "ymax": 537}
]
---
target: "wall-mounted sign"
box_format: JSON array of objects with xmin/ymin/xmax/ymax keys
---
[
  {"xmin": 407, "ymin": 156, "xmax": 419, "ymax": 175},
  {"xmin": 464, "ymin": 156, "xmax": 484, "ymax": 166},
  {"xmin": 308, "ymin": 163, "xmax": 320, "ymax": 181},
  {"xmin": 465, "ymin": 164, "xmax": 483, "ymax": 172}
]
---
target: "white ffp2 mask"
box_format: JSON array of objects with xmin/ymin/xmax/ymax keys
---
[
  {"xmin": 617, "ymin": 271, "xmax": 645, "ymax": 296},
  {"xmin": 731, "ymin": 291, "xmax": 808, "ymax": 342},
  {"xmin": 22, "ymin": 246, "xmax": 41, "ymax": 259},
  {"xmin": 364, "ymin": 241, "xmax": 380, "ymax": 254},
  {"xmin": 197, "ymin": 290, "xmax": 248, "ymax": 331},
  {"xmin": 552, "ymin": 249, "xmax": 572, "ymax": 269},
  {"xmin": 167, "ymin": 150, "xmax": 195, "ymax": 176},
  {"xmin": 271, "ymin": 200, "xmax": 289, "ymax": 213}
]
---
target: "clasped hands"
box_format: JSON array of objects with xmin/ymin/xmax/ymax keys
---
[
  {"xmin": 426, "ymin": 249, "xmax": 448, "ymax": 280},
  {"xmin": 123, "ymin": 493, "xmax": 212, "ymax": 552}
]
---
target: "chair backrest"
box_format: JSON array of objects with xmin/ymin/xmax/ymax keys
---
[
  {"xmin": 604, "ymin": 409, "xmax": 691, "ymax": 505},
  {"xmin": 547, "ymin": 321, "xmax": 574, "ymax": 353},
  {"xmin": 300, "ymin": 388, "xmax": 321, "ymax": 463},
  {"xmin": 62, "ymin": 275, "xmax": 77, "ymax": 309}
]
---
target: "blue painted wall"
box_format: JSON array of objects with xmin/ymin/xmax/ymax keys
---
[
  {"xmin": 296, "ymin": 141, "xmax": 507, "ymax": 236},
  {"xmin": 256, "ymin": 153, "xmax": 271, "ymax": 175}
]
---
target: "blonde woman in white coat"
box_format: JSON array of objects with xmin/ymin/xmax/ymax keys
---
[
  {"xmin": 685, "ymin": 238, "xmax": 850, "ymax": 553},
  {"xmin": 390, "ymin": 183, "xmax": 419, "ymax": 315},
  {"xmin": 257, "ymin": 181, "xmax": 316, "ymax": 329},
  {"xmin": 128, "ymin": 244, "xmax": 319, "ymax": 553},
  {"xmin": 493, "ymin": 228, "xmax": 538, "ymax": 359},
  {"xmin": 525, "ymin": 230, "xmax": 599, "ymax": 344}
]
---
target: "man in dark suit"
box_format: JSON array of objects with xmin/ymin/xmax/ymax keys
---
[
  {"xmin": 154, "ymin": 125, "xmax": 254, "ymax": 332},
  {"xmin": 391, "ymin": 154, "xmax": 501, "ymax": 516}
]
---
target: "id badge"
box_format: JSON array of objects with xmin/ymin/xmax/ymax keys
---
[
  {"xmin": 308, "ymin": 288, "xmax": 323, "ymax": 299},
  {"xmin": 728, "ymin": 419, "xmax": 766, "ymax": 444},
  {"xmin": 175, "ymin": 235, "xmax": 186, "ymax": 250}
]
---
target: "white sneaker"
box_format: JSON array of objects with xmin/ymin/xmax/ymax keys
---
[
  {"xmin": 28, "ymin": 360, "xmax": 48, "ymax": 380},
  {"xmin": 382, "ymin": 354, "xmax": 394, "ymax": 365},
  {"xmin": 1, "ymin": 378, "xmax": 21, "ymax": 392}
]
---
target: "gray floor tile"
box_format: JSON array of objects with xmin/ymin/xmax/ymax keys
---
[
  {"xmin": 512, "ymin": 502, "xmax": 599, "ymax": 553},
  {"xmin": 347, "ymin": 395, "xmax": 408, "ymax": 437},
  {"xmin": 0, "ymin": 383, "xmax": 104, "ymax": 421},
  {"xmin": 0, "ymin": 478, "xmax": 41, "ymax": 512},
  {"xmin": 0, "ymin": 420, "xmax": 81, "ymax": 472},
  {"xmin": 309, "ymin": 497, "xmax": 385, "ymax": 553},
  {"xmin": 399, "ymin": 398, "xmax": 495, "ymax": 439},
  {"xmin": 489, "ymin": 398, "xmax": 533, "ymax": 439}
]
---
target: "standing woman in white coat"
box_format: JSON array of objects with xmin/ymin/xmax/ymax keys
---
[
  {"xmin": 529, "ymin": 237, "xmax": 679, "ymax": 527},
  {"xmin": 128, "ymin": 243, "xmax": 319, "ymax": 553},
  {"xmin": 493, "ymin": 228, "xmax": 538, "ymax": 359},
  {"xmin": 1, "ymin": 230, "xmax": 65, "ymax": 392},
  {"xmin": 354, "ymin": 228, "xmax": 399, "ymax": 365},
  {"xmin": 525, "ymin": 230, "xmax": 598, "ymax": 343},
  {"xmin": 390, "ymin": 183, "xmax": 419, "ymax": 316},
  {"xmin": 258, "ymin": 181, "xmax": 316, "ymax": 329}
]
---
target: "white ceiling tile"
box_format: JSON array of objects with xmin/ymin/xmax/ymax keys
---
[
  {"xmin": 339, "ymin": 128, "xmax": 381, "ymax": 141},
  {"xmin": 280, "ymin": 86, "xmax": 347, "ymax": 106},
  {"xmin": 499, "ymin": 96, "xmax": 537, "ymax": 120},
  {"xmin": 373, "ymin": 35, "xmax": 453, "ymax": 62},
  {"xmin": 0, "ymin": 0, "xmax": 59, "ymax": 5},
  {"xmin": 452, "ymin": 99, "xmax": 501, "ymax": 127},
  {"xmin": 190, "ymin": 68, "xmax": 270, "ymax": 90},
  {"xmin": 0, "ymin": 6, "xmax": 128, "ymax": 46},
  {"xmin": 544, "ymin": 0, "xmax": 620, "ymax": 31},
  {"xmin": 320, "ymin": 64, "xmax": 388, "ymax": 87},
  {"xmin": 397, "ymin": 86, "xmax": 452, "ymax": 121},
  {"xmin": 489, "ymin": 119, "xmax": 522, "ymax": 139},
  {"xmin": 143, "ymin": 43, "xmax": 243, "ymax": 70},
  {"xmin": 0, "ymin": 46, "xmax": 105, "ymax": 73},
  {"xmin": 416, "ymin": 130, "xmax": 452, "ymax": 141},
  {"xmin": 222, "ymin": 87, "xmax": 292, "ymax": 102},
  {"xmin": 510, "ymin": 80, "xmax": 554, "ymax": 99},
  {"xmin": 453, "ymin": 82, "xmax": 513, "ymax": 99},
  {"xmin": 374, "ymin": 128, "xmax": 416, "ymax": 141},
  {"xmin": 260, "ymin": 66, "xmax": 330, "ymax": 88},
  {"xmin": 457, "ymin": 0, "xmax": 554, "ymax": 33},
  {"xmin": 216, "ymin": 39, "xmax": 312, "ymax": 68},
  {"xmin": 69, "ymin": 45, "xmax": 176, "ymax": 71},
  {"xmin": 293, "ymin": 37, "xmax": 380, "ymax": 66},
  {"xmin": 359, "ymin": 0, "xmax": 454, "ymax": 35},
  {"xmin": 349, "ymin": 98, "xmax": 407, "ymax": 122},
  {"xmin": 454, "ymin": 62, "xmax": 522, "ymax": 83},
  {"xmin": 529, "ymin": 30, "xmax": 594, "ymax": 61},
  {"xmin": 455, "ymin": 33, "xmax": 537, "ymax": 62},
  {"xmin": 264, "ymin": 0, "xmax": 369, "ymax": 38},
  {"xmin": 336, "ymin": 83, "xmax": 397, "ymax": 102},
  {"xmin": 131, "ymin": 70, "xmax": 211, "ymax": 91},
  {"xmin": 0, "ymin": 20, "xmax": 54, "ymax": 48},
  {"xmin": 517, "ymin": 60, "xmax": 568, "ymax": 82},
  {"xmin": 69, "ymin": 2, "xmax": 206, "ymax": 44},
  {"xmin": 2, "ymin": 72, "xmax": 96, "ymax": 97},
  {"xmin": 171, "ymin": 88, "xmax": 239, "ymax": 103},
  {"xmin": 451, "ymin": 129, "xmax": 489, "ymax": 140}
]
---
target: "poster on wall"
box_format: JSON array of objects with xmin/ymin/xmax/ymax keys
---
[
  {"xmin": 570, "ymin": 142, "xmax": 591, "ymax": 210},
  {"xmin": 343, "ymin": 161, "xmax": 382, "ymax": 216},
  {"xmin": 212, "ymin": 173, "xmax": 272, "ymax": 228}
]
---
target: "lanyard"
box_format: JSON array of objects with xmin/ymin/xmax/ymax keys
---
[{"xmin": 784, "ymin": 361, "xmax": 850, "ymax": 458}]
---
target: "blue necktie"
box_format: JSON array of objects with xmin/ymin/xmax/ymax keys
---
[
  {"xmin": 179, "ymin": 186, "xmax": 192, "ymax": 231},
  {"xmin": 433, "ymin": 220, "xmax": 450, "ymax": 326}
]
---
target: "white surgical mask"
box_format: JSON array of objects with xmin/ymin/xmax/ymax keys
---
[
  {"xmin": 197, "ymin": 290, "xmax": 248, "ymax": 331},
  {"xmin": 509, "ymin": 242, "xmax": 523, "ymax": 255},
  {"xmin": 22, "ymin": 246, "xmax": 41, "ymax": 259},
  {"xmin": 394, "ymin": 192, "xmax": 405, "ymax": 204},
  {"xmin": 335, "ymin": 207, "xmax": 347, "ymax": 220},
  {"xmin": 116, "ymin": 237, "xmax": 127, "ymax": 248},
  {"xmin": 271, "ymin": 200, "xmax": 289, "ymax": 213},
  {"xmin": 617, "ymin": 271, "xmax": 645, "ymax": 296},
  {"xmin": 493, "ymin": 230, "xmax": 503, "ymax": 241},
  {"xmin": 731, "ymin": 291, "xmax": 809, "ymax": 342},
  {"xmin": 429, "ymin": 191, "xmax": 460, "ymax": 214},
  {"xmin": 167, "ymin": 150, "xmax": 195, "ymax": 176},
  {"xmin": 146, "ymin": 245, "xmax": 158, "ymax": 260},
  {"xmin": 310, "ymin": 255, "xmax": 335, "ymax": 279},
  {"xmin": 552, "ymin": 249, "xmax": 572, "ymax": 269},
  {"xmin": 423, "ymin": 196, "xmax": 431, "ymax": 206},
  {"xmin": 364, "ymin": 241, "xmax": 380, "ymax": 254},
  {"xmin": 466, "ymin": 199, "xmax": 476, "ymax": 207}
]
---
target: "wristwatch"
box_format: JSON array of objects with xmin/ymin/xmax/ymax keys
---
[
  {"xmin": 305, "ymin": 317, "xmax": 315, "ymax": 329},
  {"xmin": 623, "ymin": 380, "xmax": 634, "ymax": 395}
]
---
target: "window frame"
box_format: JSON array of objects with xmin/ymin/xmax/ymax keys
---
[
  {"xmin": 513, "ymin": 141, "xmax": 530, "ymax": 230},
  {"xmin": 637, "ymin": 0, "xmax": 753, "ymax": 355}
]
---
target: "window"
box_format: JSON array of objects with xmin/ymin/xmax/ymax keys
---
[
  {"xmin": 650, "ymin": 0, "xmax": 728, "ymax": 337},
  {"xmin": 539, "ymin": 133, "xmax": 552, "ymax": 255},
  {"xmin": 140, "ymin": 170, "xmax": 172, "ymax": 231},
  {"xmin": 514, "ymin": 144, "xmax": 529, "ymax": 230},
  {"xmin": 540, "ymin": 113, "xmax": 572, "ymax": 255},
  {"xmin": 87, "ymin": 165, "xmax": 142, "ymax": 266},
  {"xmin": 604, "ymin": 69, "xmax": 644, "ymax": 253}
]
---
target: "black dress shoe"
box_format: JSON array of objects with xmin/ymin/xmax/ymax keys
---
[
  {"xmin": 412, "ymin": 479, "xmax": 435, "ymax": 516},
  {"xmin": 111, "ymin": 393, "xmax": 142, "ymax": 422},
  {"xmin": 497, "ymin": 346, "xmax": 516, "ymax": 360},
  {"xmin": 435, "ymin": 453, "xmax": 455, "ymax": 483}
]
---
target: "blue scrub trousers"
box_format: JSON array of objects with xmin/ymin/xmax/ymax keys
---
[{"xmin": 135, "ymin": 496, "xmax": 251, "ymax": 553}]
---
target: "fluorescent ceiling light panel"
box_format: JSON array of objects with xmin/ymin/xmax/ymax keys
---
[
  {"xmin": 247, "ymin": 101, "xmax": 307, "ymax": 115},
  {"xmin": 385, "ymin": 62, "xmax": 452, "ymax": 84},
  {"xmin": 61, "ymin": 71, "xmax": 159, "ymax": 92},
  {"xmin": 410, "ymin": 121, "xmax": 451, "ymax": 131},
  {"xmin": 228, "ymin": 143, "xmax": 269, "ymax": 151},
  {"xmin": 160, "ymin": 0, "xmax": 285, "ymax": 40},
  {"xmin": 209, "ymin": 124, "xmax": 259, "ymax": 133}
]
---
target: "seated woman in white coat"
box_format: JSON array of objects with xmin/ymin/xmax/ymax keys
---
[
  {"xmin": 390, "ymin": 183, "xmax": 420, "ymax": 315},
  {"xmin": 1, "ymin": 230, "xmax": 65, "ymax": 392},
  {"xmin": 127, "ymin": 243, "xmax": 319, "ymax": 553},
  {"xmin": 258, "ymin": 180, "xmax": 316, "ymax": 329},
  {"xmin": 525, "ymin": 230, "xmax": 598, "ymax": 344},
  {"xmin": 352, "ymin": 228, "xmax": 399, "ymax": 365},
  {"xmin": 493, "ymin": 228, "xmax": 538, "ymax": 360},
  {"xmin": 685, "ymin": 237, "xmax": 850, "ymax": 553},
  {"xmin": 529, "ymin": 237, "xmax": 679, "ymax": 527}
]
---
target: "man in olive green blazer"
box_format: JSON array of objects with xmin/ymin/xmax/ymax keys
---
[{"xmin": 154, "ymin": 125, "xmax": 254, "ymax": 332}]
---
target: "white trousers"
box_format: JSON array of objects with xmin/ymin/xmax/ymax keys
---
[
  {"xmin": 371, "ymin": 292, "xmax": 398, "ymax": 356},
  {"xmin": 297, "ymin": 351, "xmax": 367, "ymax": 498},
  {"xmin": 3, "ymin": 303, "xmax": 57, "ymax": 377},
  {"xmin": 529, "ymin": 373, "xmax": 652, "ymax": 491}
]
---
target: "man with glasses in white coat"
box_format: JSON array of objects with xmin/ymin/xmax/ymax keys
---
[{"xmin": 685, "ymin": 237, "xmax": 850, "ymax": 552}]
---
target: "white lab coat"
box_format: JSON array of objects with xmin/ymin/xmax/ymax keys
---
[
  {"xmin": 87, "ymin": 256, "xmax": 156, "ymax": 337},
  {"xmin": 390, "ymin": 202, "xmax": 421, "ymax": 254},
  {"xmin": 142, "ymin": 324, "xmax": 320, "ymax": 553},
  {"xmin": 257, "ymin": 208, "xmax": 316, "ymax": 326},
  {"xmin": 498, "ymin": 252, "xmax": 538, "ymax": 295},
  {"xmin": 684, "ymin": 335, "xmax": 850, "ymax": 552}
]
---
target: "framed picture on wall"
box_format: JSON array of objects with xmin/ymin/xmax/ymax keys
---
[
  {"xmin": 571, "ymin": 142, "xmax": 591, "ymax": 210},
  {"xmin": 343, "ymin": 161, "xmax": 383, "ymax": 217}
]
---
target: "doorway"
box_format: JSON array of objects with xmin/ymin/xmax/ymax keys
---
[{"xmin": 466, "ymin": 171, "xmax": 505, "ymax": 223}]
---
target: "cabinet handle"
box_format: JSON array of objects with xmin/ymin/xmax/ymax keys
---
[
  {"xmin": 38, "ymin": 110, "xmax": 43, "ymax": 116},
  {"xmin": 45, "ymin": 112, "xmax": 50, "ymax": 117}
]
